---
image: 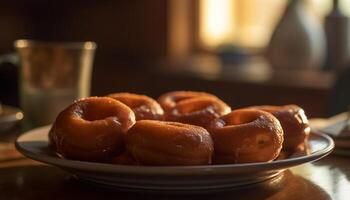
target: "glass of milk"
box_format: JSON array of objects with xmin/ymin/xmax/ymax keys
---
[{"xmin": 14, "ymin": 40, "xmax": 97, "ymax": 130}]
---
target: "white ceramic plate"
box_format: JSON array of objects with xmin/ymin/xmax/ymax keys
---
[{"xmin": 15, "ymin": 126, "xmax": 334, "ymax": 192}]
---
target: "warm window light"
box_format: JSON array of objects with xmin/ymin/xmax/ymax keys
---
[
  {"xmin": 199, "ymin": 0, "xmax": 235, "ymax": 48},
  {"xmin": 199, "ymin": 0, "xmax": 341, "ymax": 49},
  {"xmin": 199, "ymin": 0, "xmax": 285, "ymax": 49}
]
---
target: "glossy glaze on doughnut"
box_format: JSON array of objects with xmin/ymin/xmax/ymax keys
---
[
  {"xmin": 250, "ymin": 105, "xmax": 310, "ymax": 150},
  {"xmin": 209, "ymin": 109, "xmax": 283, "ymax": 164},
  {"xmin": 166, "ymin": 96, "xmax": 231, "ymax": 127},
  {"xmin": 49, "ymin": 97, "xmax": 136, "ymax": 162},
  {"xmin": 126, "ymin": 120, "xmax": 214, "ymax": 166},
  {"xmin": 107, "ymin": 92, "xmax": 164, "ymax": 120},
  {"xmin": 158, "ymin": 91, "xmax": 217, "ymax": 113}
]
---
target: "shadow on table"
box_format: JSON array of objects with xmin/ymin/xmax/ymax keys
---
[{"xmin": 0, "ymin": 165, "xmax": 332, "ymax": 200}]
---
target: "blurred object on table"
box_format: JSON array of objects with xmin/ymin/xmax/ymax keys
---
[
  {"xmin": 14, "ymin": 40, "xmax": 96, "ymax": 130},
  {"xmin": 216, "ymin": 44, "xmax": 249, "ymax": 66},
  {"xmin": 324, "ymin": 0, "xmax": 350, "ymax": 71},
  {"xmin": 266, "ymin": 0, "xmax": 326, "ymax": 69},
  {"xmin": 0, "ymin": 104, "xmax": 23, "ymax": 134},
  {"xmin": 311, "ymin": 107, "xmax": 350, "ymax": 156},
  {"xmin": 328, "ymin": 67, "xmax": 350, "ymax": 116},
  {"xmin": 310, "ymin": 112, "xmax": 348, "ymax": 136}
]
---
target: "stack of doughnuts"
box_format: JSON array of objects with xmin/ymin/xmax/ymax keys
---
[{"xmin": 49, "ymin": 91, "xmax": 311, "ymax": 166}]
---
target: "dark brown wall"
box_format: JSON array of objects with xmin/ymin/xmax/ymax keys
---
[
  {"xmin": 0, "ymin": 0, "xmax": 168, "ymax": 104},
  {"xmin": 0, "ymin": 0, "xmax": 167, "ymax": 64}
]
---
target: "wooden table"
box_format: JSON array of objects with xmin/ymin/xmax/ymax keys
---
[{"xmin": 0, "ymin": 155, "xmax": 349, "ymax": 200}]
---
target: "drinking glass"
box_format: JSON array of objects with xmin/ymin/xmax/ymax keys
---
[{"xmin": 14, "ymin": 40, "xmax": 97, "ymax": 129}]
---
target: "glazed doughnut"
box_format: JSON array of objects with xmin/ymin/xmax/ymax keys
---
[
  {"xmin": 208, "ymin": 109, "xmax": 283, "ymax": 164},
  {"xmin": 49, "ymin": 97, "xmax": 136, "ymax": 162},
  {"xmin": 158, "ymin": 91, "xmax": 217, "ymax": 113},
  {"xmin": 107, "ymin": 92, "xmax": 164, "ymax": 120},
  {"xmin": 126, "ymin": 120, "xmax": 214, "ymax": 166},
  {"xmin": 165, "ymin": 96, "xmax": 231, "ymax": 127},
  {"xmin": 250, "ymin": 105, "xmax": 310, "ymax": 150}
]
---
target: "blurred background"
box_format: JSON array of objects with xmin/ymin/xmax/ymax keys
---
[{"xmin": 1, "ymin": 0, "xmax": 350, "ymax": 118}]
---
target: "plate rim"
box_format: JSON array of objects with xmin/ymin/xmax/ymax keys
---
[{"xmin": 15, "ymin": 125, "xmax": 335, "ymax": 176}]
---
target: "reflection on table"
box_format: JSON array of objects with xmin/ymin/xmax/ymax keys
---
[{"xmin": 0, "ymin": 156, "xmax": 349, "ymax": 199}]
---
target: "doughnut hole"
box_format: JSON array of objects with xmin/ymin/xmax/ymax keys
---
[
  {"xmin": 167, "ymin": 97, "xmax": 231, "ymax": 128},
  {"xmin": 79, "ymin": 100, "xmax": 123, "ymax": 121},
  {"xmin": 158, "ymin": 91, "xmax": 217, "ymax": 113}
]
